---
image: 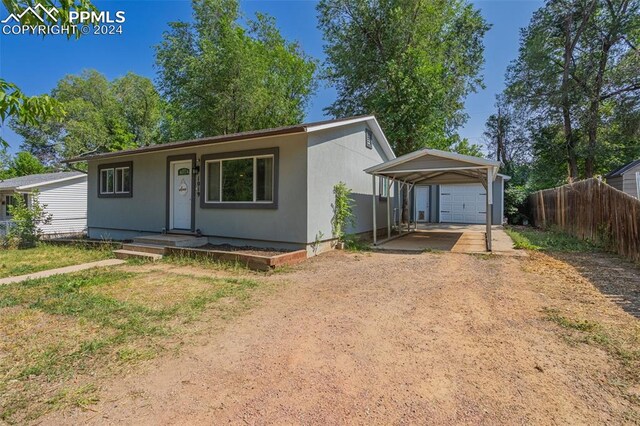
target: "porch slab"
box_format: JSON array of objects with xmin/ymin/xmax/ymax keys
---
[{"xmin": 133, "ymin": 234, "xmax": 208, "ymax": 248}]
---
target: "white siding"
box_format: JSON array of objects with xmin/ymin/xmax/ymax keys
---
[
  {"xmin": 621, "ymin": 164, "xmax": 640, "ymax": 198},
  {"xmin": 36, "ymin": 177, "xmax": 88, "ymax": 236}
]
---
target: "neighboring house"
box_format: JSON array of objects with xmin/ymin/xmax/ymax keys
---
[
  {"xmin": 605, "ymin": 160, "xmax": 640, "ymax": 198},
  {"xmin": 410, "ymin": 174, "xmax": 509, "ymax": 225},
  {"xmin": 64, "ymin": 115, "xmax": 508, "ymax": 253},
  {"xmin": 0, "ymin": 172, "xmax": 88, "ymax": 237}
]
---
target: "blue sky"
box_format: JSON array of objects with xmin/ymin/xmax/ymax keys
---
[{"xmin": 0, "ymin": 0, "xmax": 541, "ymax": 155}]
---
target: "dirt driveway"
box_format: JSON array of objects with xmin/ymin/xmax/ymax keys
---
[{"xmin": 47, "ymin": 250, "xmax": 640, "ymax": 425}]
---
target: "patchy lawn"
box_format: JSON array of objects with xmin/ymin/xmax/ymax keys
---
[
  {"xmin": 0, "ymin": 265, "xmax": 269, "ymax": 423},
  {"xmin": 505, "ymin": 225, "xmax": 601, "ymax": 252},
  {"xmin": 34, "ymin": 248, "xmax": 640, "ymax": 425},
  {"xmin": 3, "ymin": 232, "xmax": 640, "ymax": 424},
  {"xmin": 0, "ymin": 244, "xmax": 114, "ymax": 278}
]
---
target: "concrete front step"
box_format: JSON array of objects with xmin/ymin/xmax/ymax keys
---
[
  {"xmin": 133, "ymin": 234, "xmax": 208, "ymax": 248},
  {"xmin": 114, "ymin": 249, "xmax": 163, "ymax": 262},
  {"xmin": 122, "ymin": 243, "xmax": 166, "ymax": 255}
]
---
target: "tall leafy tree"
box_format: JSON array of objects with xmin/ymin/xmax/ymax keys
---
[
  {"xmin": 11, "ymin": 70, "xmax": 162, "ymax": 164},
  {"xmin": 483, "ymin": 95, "xmax": 531, "ymax": 177},
  {"xmin": 0, "ymin": 0, "xmax": 97, "ymax": 149},
  {"xmin": 155, "ymin": 0, "xmax": 317, "ymax": 140},
  {"xmin": 506, "ymin": 0, "xmax": 640, "ymax": 182},
  {"xmin": 10, "ymin": 152, "xmax": 47, "ymax": 177},
  {"xmin": 317, "ymin": 0, "xmax": 489, "ymax": 156}
]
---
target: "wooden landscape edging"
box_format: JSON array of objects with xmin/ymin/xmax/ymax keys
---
[
  {"xmin": 529, "ymin": 178, "xmax": 640, "ymax": 262},
  {"xmin": 165, "ymin": 246, "xmax": 308, "ymax": 271}
]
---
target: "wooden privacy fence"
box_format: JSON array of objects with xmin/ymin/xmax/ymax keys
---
[{"xmin": 529, "ymin": 178, "xmax": 640, "ymax": 262}]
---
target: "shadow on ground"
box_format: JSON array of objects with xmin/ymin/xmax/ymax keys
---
[{"xmin": 553, "ymin": 251, "xmax": 640, "ymax": 319}]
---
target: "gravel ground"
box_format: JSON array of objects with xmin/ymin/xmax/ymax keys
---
[{"xmin": 45, "ymin": 250, "xmax": 640, "ymax": 425}]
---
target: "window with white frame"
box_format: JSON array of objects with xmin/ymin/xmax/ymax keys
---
[
  {"xmin": 205, "ymin": 155, "xmax": 274, "ymax": 204},
  {"xmin": 379, "ymin": 176, "xmax": 390, "ymax": 198},
  {"xmin": 98, "ymin": 162, "xmax": 132, "ymax": 197}
]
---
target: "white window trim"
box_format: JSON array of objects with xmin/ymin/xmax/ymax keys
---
[
  {"xmin": 115, "ymin": 167, "xmax": 130, "ymax": 194},
  {"xmin": 204, "ymin": 154, "xmax": 275, "ymax": 204},
  {"xmin": 100, "ymin": 166, "xmax": 131, "ymax": 195},
  {"xmin": 100, "ymin": 168, "xmax": 114, "ymax": 195}
]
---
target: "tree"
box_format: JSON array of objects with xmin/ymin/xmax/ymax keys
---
[
  {"xmin": 483, "ymin": 95, "xmax": 531, "ymax": 177},
  {"xmin": 506, "ymin": 0, "xmax": 640, "ymax": 182},
  {"xmin": 0, "ymin": 0, "xmax": 97, "ymax": 149},
  {"xmin": 317, "ymin": 0, "xmax": 489, "ymax": 156},
  {"xmin": 155, "ymin": 0, "xmax": 317, "ymax": 140},
  {"xmin": 10, "ymin": 152, "xmax": 47, "ymax": 177},
  {"xmin": 112, "ymin": 73, "xmax": 163, "ymax": 147},
  {"xmin": 11, "ymin": 70, "xmax": 162, "ymax": 164},
  {"xmin": 576, "ymin": 0, "xmax": 640, "ymax": 176}
]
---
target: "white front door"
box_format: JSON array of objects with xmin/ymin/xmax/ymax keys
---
[
  {"xmin": 170, "ymin": 160, "xmax": 192, "ymax": 230},
  {"xmin": 415, "ymin": 186, "xmax": 430, "ymax": 222},
  {"xmin": 439, "ymin": 184, "xmax": 487, "ymax": 224}
]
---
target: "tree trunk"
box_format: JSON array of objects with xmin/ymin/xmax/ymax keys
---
[
  {"xmin": 585, "ymin": 40, "xmax": 613, "ymax": 178},
  {"xmin": 562, "ymin": 14, "xmax": 579, "ymax": 182}
]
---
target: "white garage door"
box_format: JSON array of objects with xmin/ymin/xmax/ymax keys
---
[{"xmin": 439, "ymin": 184, "xmax": 487, "ymax": 224}]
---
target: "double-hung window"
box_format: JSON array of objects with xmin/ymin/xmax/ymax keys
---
[
  {"xmin": 379, "ymin": 176, "xmax": 390, "ymax": 200},
  {"xmin": 201, "ymin": 148, "xmax": 278, "ymax": 209},
  {"xmin": 98, "ymin": 162, "xmax": 132, "ymax": 198}
]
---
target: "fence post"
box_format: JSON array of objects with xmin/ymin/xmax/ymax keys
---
[{"xmin": 539, "ymin": 191, "xmax": 546, "ymax": 228}]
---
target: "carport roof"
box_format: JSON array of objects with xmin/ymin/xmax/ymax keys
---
[{"xmin": 364, "ymin": 148, "xmax": 501, "ymax": 185}]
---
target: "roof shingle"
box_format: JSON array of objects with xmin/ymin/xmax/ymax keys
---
[{"xmin": 0, "ymin": 172, "xmax": 85, "ymax": 190}]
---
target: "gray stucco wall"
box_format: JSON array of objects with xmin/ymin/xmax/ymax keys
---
[
  {"xmin": 306, "ymin": 123, "xmax": 393, "ymax": 243},
  {"xmin": 87, "ymin": 133, "xmax": 309, "ymax": 247}
]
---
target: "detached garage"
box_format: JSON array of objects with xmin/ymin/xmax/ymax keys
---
[{"xmin": 412, "ymin": 177, "xmax": 509, "ymax": 226}]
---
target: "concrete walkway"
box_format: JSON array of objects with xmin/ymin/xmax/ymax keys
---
[{"xmin": 0, "ymin": 259, "xmax": 125, "ymax": 286}]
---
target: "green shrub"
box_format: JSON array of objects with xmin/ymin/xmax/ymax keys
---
[
  {"xmin": 5, "ymin": 190, "xmax": 52, "ymax": 249},
  {"xmin": 332, "ymin": 182, "xmax": 355, "ymax": 243},
  {"xmin": 504, "ymin": 184, "xmax": 529, "ymax": 224}
]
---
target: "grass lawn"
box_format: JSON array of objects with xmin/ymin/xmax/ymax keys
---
[
  {"xmin": 505, "ymin": 226, "xmax": 601, "ymax": 252},
  {"xmin": 0, "ymin": 244, "xmax": 114, "ymax": 279},
  {"xmin": 0, "ymin": 264, "xmax": 267, "ymax": 423}
]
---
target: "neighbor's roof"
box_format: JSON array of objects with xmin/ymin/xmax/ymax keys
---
[
  {"xmin": 0, "ymin": 171, "xmax": 86, "ymax": 191},
  {"xmin": 605, "ymin": 159, "xmax": 640, "ymax": 178},
  {"xmin": 64, "ymin": 115, "xmax": 396, "ymax": 163}
]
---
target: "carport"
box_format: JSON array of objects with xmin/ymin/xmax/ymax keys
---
[{"xmin": 365, "ymin": 149, "xmax": 501, "ymax": 251}]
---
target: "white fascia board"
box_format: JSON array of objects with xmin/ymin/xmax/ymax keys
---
[
  {"xmin": 16, "ymin": 173, "xmax": 87, "ymax": 190},
  {"xmin": 365, "ymin": 149, "xmax": 428, "ymax": 174},
  {"xmin": 366, "ymin": 148, "xmax": 500, "ymax": 175},
  {"xmin": 306, "ymin": 115, "xmax": 396, "ymax": 161}
]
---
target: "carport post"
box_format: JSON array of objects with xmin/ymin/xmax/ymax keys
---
[
  {"xmin": 387, "ymin": 178, "xmax": 393, "ymax": 239},
  {"xmin": 372, "ymin": 174, "xmax": 377, "ymax": 245},
  {"xmin": 486, "ymin": 168, "xmax": 493, "ymax": 251},
  {"xmin": 407, "ymin": 183, "xmax": 414, "ymax": 233}
]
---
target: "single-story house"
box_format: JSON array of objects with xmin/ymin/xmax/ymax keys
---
[
  {"xmin": 605, "ymin": 160, "xmax": 640, "ymax": 198},
  {"xmin": 64, "ymin": 115, "xmax": 508, "ymax": 253},
  {"xmin": 0, "ymin": 171, "xmax": 87, "ymax": 237}
]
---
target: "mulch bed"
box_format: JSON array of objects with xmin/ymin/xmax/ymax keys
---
[{"xmin": 200, "ymin": 244, "xmax": 291, "ymax": 257}]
